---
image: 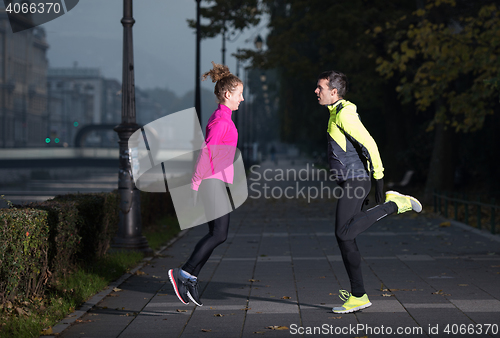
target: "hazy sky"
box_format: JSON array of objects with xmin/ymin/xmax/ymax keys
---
[{"xmin": 39, "ymin": 0, "xmax": 269, "ymax": 96}]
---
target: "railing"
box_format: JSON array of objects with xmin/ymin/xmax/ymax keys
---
[{"xmin": 433, "ymin": 190, "xmax": 499, "ymax": 235}]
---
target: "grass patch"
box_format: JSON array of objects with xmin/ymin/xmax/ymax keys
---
[
  {"xmin": 0, "ymin": 216, "xmax": 181, "ymax": 338},
  {"xmin": 143, "ymin": 215, "xmax": 181, "ymax": 251}
]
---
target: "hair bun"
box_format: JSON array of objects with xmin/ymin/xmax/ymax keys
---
[{"xmin": 202, "ymin": 61, "xmax": 231, "ymax": 83}]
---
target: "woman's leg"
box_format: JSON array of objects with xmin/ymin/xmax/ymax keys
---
[
  {"xmin": 182, "ymin": 179, "xmax": 231, "ymax": 277},
  {"xmin": 182, "ymin": 213, "xmax": 230, "ymax": 276}
]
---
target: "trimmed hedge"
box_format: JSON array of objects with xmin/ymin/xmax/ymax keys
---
[
  {"xmin": 0, "ymin": 208, "xmax": 49, "ymax": 302},
  {"xmin": 0, "ymin": 190, "xmax": 176, "ymax": 306}
]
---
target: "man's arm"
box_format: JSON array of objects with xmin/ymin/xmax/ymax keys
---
[{"xmin": 337, "ymin": 105, "xmax": 384, "ymax": 180}]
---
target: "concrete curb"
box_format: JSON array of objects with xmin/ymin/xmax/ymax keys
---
[
  {"xmin": 439, "ymin": 216, "xmax": 500, "ymax": 243},
  {"xmin": 42, "ymin": 228, "xmax": 190, "ymax": 337}
]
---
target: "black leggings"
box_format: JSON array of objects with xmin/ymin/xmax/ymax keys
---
[
  {"xmin": 335, "ymin": 178, "xmax": 397, "ymax": 297},
  {"xmin": 182, "ymin": 179, "xmax": 230, "ymax": 277}
]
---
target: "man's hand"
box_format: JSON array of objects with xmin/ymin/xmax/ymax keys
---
[{"xmin": 374, "ymin": 179, "xmax": 384, "ymax": 204}]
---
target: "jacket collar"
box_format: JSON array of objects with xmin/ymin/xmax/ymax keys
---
[
  {"xmin": 218, "ymin": 104, "xmax": 233, "ymax": 117},
  {"xmin": 327, "ymin": 99, "xmax": 345, "ymax": 115}
]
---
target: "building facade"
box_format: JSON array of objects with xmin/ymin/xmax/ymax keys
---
[{"xmin": 0, "ymin": 10, "xmax": 49, "ymax": 148}]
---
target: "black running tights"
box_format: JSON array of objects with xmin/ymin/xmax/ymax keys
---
[
  {"xmin": 182, "ymin": 180, "xmax": 230, "ymax": 277},
  {"xmin": 335, "ymin": 178, "xmax": 397, "ymax": 297}
]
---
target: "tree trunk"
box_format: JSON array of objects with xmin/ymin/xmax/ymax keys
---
[{"xmin": 424, "ymin": 122, "xmax": 455, "ymax": 202}]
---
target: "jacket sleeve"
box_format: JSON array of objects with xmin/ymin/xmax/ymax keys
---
[
  {"xmin": 337, "ymin": 105, "xmax": 384, "ymax": 180},
  {"xmin": 191, "ymin": 119, "xmax": 229, "ymax": 190}
]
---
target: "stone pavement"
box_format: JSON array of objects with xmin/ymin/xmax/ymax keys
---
[{"xmin": 49, "ymin": 159, "xmax": 500, "ymax": 338}]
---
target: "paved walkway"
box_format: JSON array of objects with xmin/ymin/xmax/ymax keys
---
[{"xmin": 50, "ymin": 159, "xmax": 500, "ymax": 338}]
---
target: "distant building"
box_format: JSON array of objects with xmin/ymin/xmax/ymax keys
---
[
  {"xmin": 48, "ymin": 67, "xmax": 99, "ymax": 146},
  {"xmin": 0, "ymin": 10, "xmax": 49, "ymax": 147},
  {"xmin": 135, "ymin": 87, "xmax": 162, "ymax": 126},
  {"xmin": 48, "ymin": 65, "xmax": 167, "ymax": 147}
]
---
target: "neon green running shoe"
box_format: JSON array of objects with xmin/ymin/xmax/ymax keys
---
[
  {"xmin": 385, "ymin": 190, "xmax": 422, "ymax": 214},
  {"xmin": 332, "ymin": 290, "xmax": 372, "ymax": 313}
]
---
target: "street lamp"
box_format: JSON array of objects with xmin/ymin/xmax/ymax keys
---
[
  {"xmin": 254, "ymin": 35, "xmax": 263, "ymax": 51},
  {"xmin": 112, "ymin": 0, "xmax": 153, "ymax": 256},
  {"xmin": 195, "ymin": 0, "xmax": 201, "ymax": 121}
]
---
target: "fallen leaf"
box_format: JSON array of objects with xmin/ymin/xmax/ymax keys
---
[
  {"xmin": 328, "ymin": 316, "xmax": 342, "ymax": 319},
  {"xmin": 15, "ymin": 307, "xmax": 26, "ymax": 316},
  {"xmin": 214, "ymin": 313, "xmax": 224, "ymax": 317},
  {"xmin": 253, "ymin": 331, "xmax": 265, "ymax": 334},
  {"xmin": 382, "ymin": 293, "xmax": 393, "ymax": 297},
  {"xmin": 281, "ymin": 296, "xmax": 291, "ymax": 299},
  {"xmin": 439, "ymin": 221, "xmax": 451, "ymax": 227},
  {"xmin": 158, "ymin": 293, "xmax": 169, "ymax": 296},
  {"xmin": 40, "ymin": 327, "xmax": 53, "ymax": 335},
  {"xmin": 113, "ymin": 287, "xmax": 122, "ymax": 292},
  {"xmin": 458, "ymin": 284, "xmax": 468, "ymax": 287},
  {"xmin": 240, "ymin": 307, "xmax": 251, "ymax": 311},
  {"xmin": 248, "ymin": 279, "xmax": 260, "ymax": 282},
  {"xmin": 319, "ymin": 276, "xmax": 326, "ymax": 279},
  {"xmin": 135, "ymin": 270, "xmax": 146, "ymax": 275},
  {"xmin": 75, "ymin": 319, "xmax": 92, "ymax": 323},
  {"xmin": 176, "ymin": 309, "xmax": 188, "ymax": 313},
  {"xmin": 201, "ymin": 329, "xmax": 212, "ymax": 332},
  {"xmin": 266, "ymin": 325, "xmax": 289, "ymax": 330},
  {"xmin": 163, "ymin": 318, "xmax": 168, "ymax": 321}
]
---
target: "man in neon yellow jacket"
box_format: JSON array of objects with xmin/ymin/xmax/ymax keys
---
[{"xmin": 315, "ymin": 70, "xmax": 423, "ymax": 313}]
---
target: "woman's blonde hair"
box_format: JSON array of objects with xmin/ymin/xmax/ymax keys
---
[{"xmin": 202, "ymin": 62, "xmax": 243, "ymax": 104}]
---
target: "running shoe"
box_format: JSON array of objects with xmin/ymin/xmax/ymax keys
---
[
  {"xmin": 332, "ymin": 290, "xmax": 372, "ymax": 313},
  {"xmin": 168, "ymin": 268, "xmax": 190, "ymax": 304},
  {"xmin": 385, "ymin": 190, "xmax": 422, "ymax": 214},
  {"xmin": 186, "ymin": 278, "xmax": 203, "ymax": 306}
]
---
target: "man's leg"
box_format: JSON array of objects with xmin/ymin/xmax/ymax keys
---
[{"xmin": 335, "ymin": 179, "xmax": 397, "ymax": 297}]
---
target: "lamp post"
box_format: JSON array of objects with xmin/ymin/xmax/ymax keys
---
[
  {"xmin": 112, "ymin": 0, "xmax": 153, "ymax": 256},
  {"xmin": 195, "ymin": 0, "xmax": 201, "ymax": 121}
]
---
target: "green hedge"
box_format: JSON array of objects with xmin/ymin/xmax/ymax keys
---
[
  {"xmin": 0, "ymin": 190, "xmax": 176, "ymax": 306},
  {"xmin": 0, "ymin": 208, "xmax": 49, "ymax": 302}
]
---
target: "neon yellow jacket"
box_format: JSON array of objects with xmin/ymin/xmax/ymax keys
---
[{"xmin": 327, "ymin": 99, "xmax": 384, "ymax": 181}]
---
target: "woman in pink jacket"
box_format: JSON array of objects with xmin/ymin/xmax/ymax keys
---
[{"xmin": 169, "ymin": 62, "xmax": 243, "ymax": 307}]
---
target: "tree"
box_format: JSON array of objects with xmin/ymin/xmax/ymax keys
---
[
  {"xmin": 187, "ymin": 0, "xmax": 261, "ymax": 42},
  {"xmin": 372, "ymin": 0, "xmax": 500, "ymax": 196}
]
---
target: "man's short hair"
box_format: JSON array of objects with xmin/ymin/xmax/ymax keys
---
[{"xmin": 318, "ymin": 71, "xmax": 348, "ymax": 97}]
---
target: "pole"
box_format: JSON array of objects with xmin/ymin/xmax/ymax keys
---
[
  {"xmin": 112, "ymin": 0, "xmax": 153, "ymax": 256},
  {"xmin": 234, "ymin": 48, "xmax": 240, "ymax": 132},
  {"xmin": 195, "ymin": 0, "xmax": 201, "ymax": 122},
  {"xmin": 222, "ymin": 19, "xmax": 226, "ymax": 65}
]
